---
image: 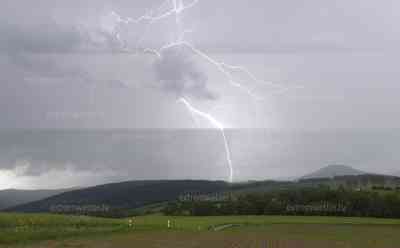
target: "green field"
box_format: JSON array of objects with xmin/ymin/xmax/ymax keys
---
[{"xmin": 1, "ymin": 213, "xmax": 400, "ymax": 247}]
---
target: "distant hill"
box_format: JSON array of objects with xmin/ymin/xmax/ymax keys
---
[
  {"xmin": 8, "ymin": 176, "xmax": 400, "ymax": 216},
  {"xmin": 7, "ymin": 180, "xmax": 229, "ymax": 214},
  {"xmin": 0, "ymin": 188, "xmax": 73, "ymax": 210},
  {"xmin": 301, "ymin": 165, "xmax": 366, "ymax": 179}
]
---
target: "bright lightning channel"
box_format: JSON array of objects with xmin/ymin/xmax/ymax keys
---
[
  {"xmin": 106, "ymin": 0, "xmax": 296, "ymax": 182},
  {"xmin": 179, "ymin": 97, "xmax": 233, "ymax": 182}
]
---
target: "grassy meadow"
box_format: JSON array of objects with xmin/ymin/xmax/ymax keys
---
[{"xmin": 1, "ymin": 213, "xmax": 400, "ymax": 247}]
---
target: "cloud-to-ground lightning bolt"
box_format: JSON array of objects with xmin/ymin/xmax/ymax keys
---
[
  {"xmin": 178, "ymin": 97, "xmax": 233, "ymax": 182},
  {"xmin": 105, "ymin": 0, "xmax": 300, "ymax": 182}
]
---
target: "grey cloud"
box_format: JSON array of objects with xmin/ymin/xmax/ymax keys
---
[
  {"xmin": 1, "ymin": 0, "xmax": 400, "ymax": 55},
  {"xmin": 2, "ymin": 0, "xmax": 400, "ymax": 189},
  {"xmin": 0, "ymin": 4, "xmax": 124, "ymax": 54},
  {"xmin": 0, "ymin": 21, "xmax": 82, "ymax": 54},
  {"xmin": 0, "ymin": 52, "xmax": 136, "ymax": 129},
  {"xmin": 154, "ymin": 47, "xmax": 217, "ymax": 100},
  {"xmin": 1, "ymin": 129, "xmax": 400, "ymax": 183},
  {"xmin": 0, "ymin": 130, "xmax": 226, "ymax": 179},
  {"xmin": 6, "ymin": 53, "xmax": 88, "ymax": 81}
]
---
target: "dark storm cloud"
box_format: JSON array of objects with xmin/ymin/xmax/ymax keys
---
[
  {"xmin": 1, "ymin": 130, "xmax": 400, "ymax": 181},
  {"xmin": 2, "ymin": 0, "xmax": 400, "ymax": 188},
  {"xmin": 154, "ymin": 47, "xmax": 217, "ymax": 100},
  {"xmin": 6, "ymin": 53, "xmax": 88, "ymax": 80},
  {"xmin": 0, "ymin": 21, "xmax": 82, "ymax": 54},
  {"xmin": 1, "ymin": 0, "xmax": 400, "ymax": 130},
  {"xmin": 1, "ymin": 0, "xmax": 400, "ymax": 55},
  {"xmin": 0, "ymin": 130, "xmax": 226, "ymax": 179}
]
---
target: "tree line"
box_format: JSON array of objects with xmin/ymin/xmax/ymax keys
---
[{"xmin": 163, "ymin": 186, "xmax": 400, "ymax": 218}]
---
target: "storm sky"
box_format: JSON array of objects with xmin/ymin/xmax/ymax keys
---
[{"xmin": 1, "ymin": 0, "xmax": 400, "ymax": 189}]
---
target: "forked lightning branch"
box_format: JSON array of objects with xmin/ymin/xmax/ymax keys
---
[{"xmin": 107, "ymin": 0, "xmax": 294, "ymax": 182}]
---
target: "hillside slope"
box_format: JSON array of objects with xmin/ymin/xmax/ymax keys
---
[
  {"xmin": 8, "ymin": 180, "xmax": 229, "ymax": 213},
  {"xmin": 302, "ymin": 165, "xmax": 366, "ymax": 179},
  {"xmin": 0, "ymin": 188, "xmax": 73, "ymax": 210}
]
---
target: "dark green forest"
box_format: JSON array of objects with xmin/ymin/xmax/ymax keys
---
[
  {"xmin": 6, "ymin": 174, "xmax": 400, "ymax": 218},
  {"xmin": 163, "ymin": 186, "xmax": 400, "ymax": 218}
]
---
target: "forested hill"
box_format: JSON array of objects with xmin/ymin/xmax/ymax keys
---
[
  {"xmin": 301, "ymin": 165, "xmax": 366, "ymax": 179},
  {"xmin": 7, "ymin": 175, "xmax": 400, "ymax": 216},
  {"xmin": 0, "ymin": 188, "xmax": 73, "ymax": 210},
  {"xmin": 7, "ymin": 180, "xmax": 229, "ymax": 213}
]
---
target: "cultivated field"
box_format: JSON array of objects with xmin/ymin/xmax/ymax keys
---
[{"xmin": 1, "ymin": 214, "xmax": 400, "ymax": 247}]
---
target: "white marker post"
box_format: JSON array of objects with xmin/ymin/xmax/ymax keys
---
[{"xmin": 128, "ymin": 219, "xmax": 133, "ymax": 228}]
